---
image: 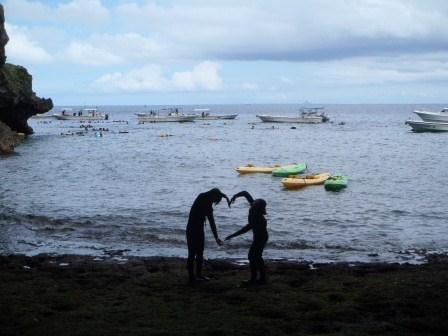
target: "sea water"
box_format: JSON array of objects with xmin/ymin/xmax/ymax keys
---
[{"xmin": 1, "ymin": 104, "xmax": 447, "ymax": 263}]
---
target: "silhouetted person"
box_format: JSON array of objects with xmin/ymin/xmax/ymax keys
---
[
  {"xmin": 187, "ymin": 188, "xmax": 229, "ymax": 282},
  {"xmin": 225, "ymin": 191, "xmax": 268, "ymax": 285}
]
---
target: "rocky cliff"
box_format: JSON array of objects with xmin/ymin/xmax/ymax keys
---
[
  {"xmin": 0, "ymin": 4, "xmax": 53, "ymax": 136},
  {"xmin": 0, "ymin": 121, "xmax": 24, "ymax": 154}
]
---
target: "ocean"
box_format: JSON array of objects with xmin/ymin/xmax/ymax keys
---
[{"xmin": 1, "ymin": 104, "xmax": 447, "ymax": 264}]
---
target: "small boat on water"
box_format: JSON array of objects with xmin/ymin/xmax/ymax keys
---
[
  {"xmin": 54, "ymin": 108, "xmax": 108, "ymax": 121},
  {"xmin": 30, "ymin": 113, "xmax": 56, "ymax": 120},
  {"xmin": 405, "ymin": 119, "xmax": 448, "ymax": 132},
  {"xmin": 236, "ymin": 163, "xmax": 288, "ymax": 174},
  {"xmin": 194, "ymin": 108, "xmax": 238, "ymax": 120},
  {"xmin": 413, "ymin": 108, "xmax": 448, "ymax": 122},
  {"xmin": 272, "ymin": 163, "xmax": 307, "ymax": 177},
  {"xmin": 282, "ymin": 172, "xmax": 331, "ymax": 189},
  {"xmin": 257, "ymin": 107, "xmax": 329, "ymax": 124},
  {"xmin": 136, "ymin": 108, "xmax": 197, "ymax": 123},
  {"xmin": 324, "ymin": 175, "xmax": 348, "ymax": 191}
]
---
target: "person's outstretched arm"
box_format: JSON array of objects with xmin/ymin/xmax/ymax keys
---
[
  {"xmin": 225, "ymin": 223, "xmax": 252, "ymax": 240},
  {"xmin": 230, "ymin": 191, "xmax": 254, "ymax": 205},
  {"xmin": 207, "ymin": 213, "xmax": 223, "ymax": 246}
]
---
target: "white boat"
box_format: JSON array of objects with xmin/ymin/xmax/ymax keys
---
[
  {"xmin": 136, "ymin": 108, "xmax": 197, "ymax": 123},
  {"xmin": 30, "ymin": 113, "xmax": 56, "ymax": 119},
  {"xmin": 54, "ymin": 108, "xmax": 108, "ymax": 121},
  {"xmin": 405, "ymin": 119, "xmax": 448, "ymax": 132},
  {"xmin": 257, "ymin": 107, "xmax": 329, "ymax": 123},
  {"xmin": 413, "ymin": 108, "xmax": 448, "ymax": 122},
  {"xmin": 193, "ymin": 108, "xmax": 238, "ymax": 120}
]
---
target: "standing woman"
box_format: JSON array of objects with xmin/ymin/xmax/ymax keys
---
[
  {"xmin": 187, "ymin": 188, "xmax": 229, "ymax": 282},
  {"xmin": 225, "ymin": 191, "xmax": 268, "ymax": 285}
]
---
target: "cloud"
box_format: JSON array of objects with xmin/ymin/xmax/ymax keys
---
[
  {"xmin": 59, "ymin": 42, "xmax": 122, "ymax": 66},
  {"xmin": 6, "ymin": 0, "xmax": 448, "ymax": 65},
  {"xmin": 315, "ymin": 52, "xmax": 448, "ymax": 86},
  {"xmin": 57, "ymin": 33, "xmax": 167, "ymax": 66},
  {"xmin": 93, "ymin": 61, "xmax": 223, "ymax": 93},
  {"xmin": 56, "ymin": 0, "xmax": 110, "ymax": 27},
  {"xmin": 94, "ymin": 66, "xmax": 170, "ymax": 92},
  {"xmin": 112, "ymin": 0, "xmax": 448, "ymax": 62},
  {"xmin": 4, "ymin": 0, "xmax": 109, "ymax": 27},
  {"xmin": 171, "ymin": 62, "xmax": 222, "ymax": 91},
  {"xmin": 5, "ymin": 23, "xmax": 52, "ymax": 64},
  {"xmin": 3, "ymin": 0, "xmax": 51, "ymax": 21}
]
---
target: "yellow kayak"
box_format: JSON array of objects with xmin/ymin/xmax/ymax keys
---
[
  {"xmin": 281, "ymin": 172, "xmax": 331, "ymax": 189},
  {"xmin": 236, "ymin": 163, "xmax": 286, "ymax": 174}
]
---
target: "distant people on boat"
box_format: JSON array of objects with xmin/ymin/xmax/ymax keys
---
[
  {"xmin": 186, "ymin": 188, "xmax": 230, "ymax": 283},
  {"xmin": 225, "ymin": 191, "xmax": 269, "ymax": 286}
]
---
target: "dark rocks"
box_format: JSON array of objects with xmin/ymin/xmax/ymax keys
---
[
  {"xmin": 0, "ymin": 4, "xmax": 53, "ymax": 135},
  {"xmin": 0, "ymin": 120, "xmax": 24, "ymax": 154},
  {"xmin": 0, "ymin": 3, "xmax": 8, "ymax": 65}
]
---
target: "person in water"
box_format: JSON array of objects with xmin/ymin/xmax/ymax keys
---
[
  {"xmin": 225, "ymin": 191, "xmax": 268, "ymax": 285},
  {"xmin": 187, "ymin": 188, "xmax": 230, "ymax": 282}
]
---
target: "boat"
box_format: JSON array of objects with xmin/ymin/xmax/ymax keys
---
[
  {"xmin": 413, "ymin": 108, "xmax": 448, "ymax": 122},
  {"xmin": 136, "ymin": 108, "xmax": 197, "ymax": 123},
  {"xmin": 257, "ymin": 107, "xmax": 329, "ymax": 124},
  {"xmin": 236, "ymin": 163, "xmax": 288, "ymax": 174},
  {"xmin": 54, "ymin": 108, "xmax": 108, "ymax": 121},
  {"xmin": 405, "ymin": 119, "xmax": 448, "ymax": 132},
  {"xmin": 272, "ymin": 163, "xmax": 307, "ymax": 177},
  {"xmin": 324, "ymin": 175, "xmax": 348, "ymax": 191},
  {"xmin": 282, "ymin": 172, "xmax": 331, "ymax": 189},
  {"xmin": 30, "ymin": 113, "xmax": 56, "ymax": 120},
  {"xmin": 194, "ymin": 108, "xmax": 238, "ymax": 120}
]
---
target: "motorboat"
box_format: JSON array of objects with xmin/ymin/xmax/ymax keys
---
[
  {"xmin": 54, "ymin": 108, "xmax": 108, "ymax": 121},
  {"xmin": 405, "ymin": 119, "xmax": 448, "ymax": 132},
  {"xmin": 193, "ymin": 108, "xmax": 238, "ymax": 120},
  {"xmin": 257, "ymin": 107, "xmax": 329, "ymax": 123},
  {"xmin": 413, "ymin": 108, "xmax": 448, "ymax": 122},
  {"xmin": 136, "ymin": 108, "xmax": 197, "ymax": 123},
  {"xmin": 30, "ymin": 113, "xmax": 56, "ymax": 120}
]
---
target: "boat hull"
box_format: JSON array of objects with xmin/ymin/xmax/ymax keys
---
[
  {"xmin": 272, "ymin": 163, "xmax": 307, "ymax": 177},
  {"xmin": 137, "ymin": 115, "xmax": 197, "ymax": 123},
  {"xmin": 236, "ymin": 164, "xmax": 286, "ymax": 174},
  {"xmin": 413, "ymin": 110, "xmax": 448, "ymax": 122},
  {"xmin": 405, "ymin": 120, "xmax": 448, "ymax": 132},
  {"xmin": 55, "ymin": 115, "xmax": 106, "ymax": 121},
  {"xmin": 257, "ymin": 115, "xmax": 323, "ymax": 123},
  {"xmin": 196, "ymin": 114, "xmax": 238, "ymax": 120},
  {"xmin": 282, "ymin": 173, "xmax": 331, "ymax": 189},
  {"xmin": 324, "ymin": 175, "xmax": 348, "ymax": 191}
]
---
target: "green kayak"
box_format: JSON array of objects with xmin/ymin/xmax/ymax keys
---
[
  {"xmin": 324, "ymin": 174, "xmax": 348, "ymax": 191},
  {"xmin": 272, "ymin": 163, "xmax": 307, "ymax": 177}
]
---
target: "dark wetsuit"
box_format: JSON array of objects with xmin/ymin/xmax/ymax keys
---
[
  {"xmin": 247, "ymin": 206, "xmax": 269, "ymax": 280},
  {"xmin": 186, "ymin": 191, "xmax": 218, "ymax": 281},
  {"xmin": 226, "ymin": 192, "xmax": 268, "ymax": 283}
]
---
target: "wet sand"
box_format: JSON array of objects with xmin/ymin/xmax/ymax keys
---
[{"xmin": 1, "ymin": 254, "xmax": 448, "ymax": 336}]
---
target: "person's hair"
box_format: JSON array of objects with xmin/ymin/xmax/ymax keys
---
[
  {"xmin": 251, "ymin": 198, "xmax": 267, "ymax": 215},
  {"xmin": 208, "ymin": 188, "xmax": 224, "ymax": 205}
]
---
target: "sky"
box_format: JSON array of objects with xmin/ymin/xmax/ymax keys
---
[{"xmin": 3, "ymin": 0, "xmax": 448, "ymax": 105}]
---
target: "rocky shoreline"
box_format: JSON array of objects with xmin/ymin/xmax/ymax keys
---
[
  {"xmin": 1, "ymin": 253, "xmax": 448, "ymax": 335},
  {"xmin": 0, "ymin": 4, "xmax": 52, "ymax": 155}
]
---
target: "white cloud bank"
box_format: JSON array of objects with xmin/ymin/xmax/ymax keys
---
[
  {"xmin": 5, "ymin": 23, "xmax": 52, "ymax": 64},
  {"xmin": 94, "ymin": 61, "xmax": 223, "ymax": 92},
  {"xmin": 6, "ymin": 0, "xmax": 448, "ymax": 65}
]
